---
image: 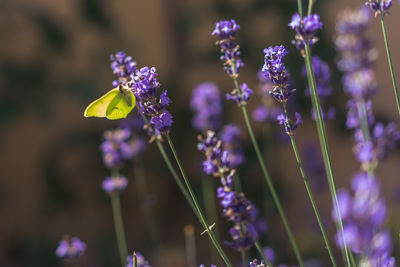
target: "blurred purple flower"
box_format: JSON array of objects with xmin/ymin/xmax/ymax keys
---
[
  {"xmin": 190, "ymin": 82, "xmax": 222, "ymax": 132},
  {"xmin": 102, "ymin": 175, "xmax": 128, "ymax": 195},
  {"xmin": 56, "ymin": 237, "xmax": 86, "ymax": 260}
]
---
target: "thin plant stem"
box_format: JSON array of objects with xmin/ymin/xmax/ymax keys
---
[
  {"xmin": 133, "ymin": 156, "xmax": 160, "ymax": 247},
  {"xmin": 241, "ymin": 251, "xmax": 247, "ymax": 267},
  {"xmin": 304, "ymin": 43, "xmax": 351, "ymax": 267},
  {"xmin": 297, "ymin": 0, "xmax": 303, "ymax": 17},
  {"xmin": 240, "ymin": 104, "xmax": 304, "ymax": 267},
  {"xmin": 379, "ymin": 13, "xmax": 400, "ymax": 116},
  {"xmin": 134, "ymin": 252, "xmax": 138, "ymax": 267},
  {"xmin": 166, "ymin": 135, "xmax": 233, "ymax": 267},
  {"xmin": 110, "ymin": 194, "xmax": 128, "ymax": 267},
  {"xmin": 281, "ymin": 103, "xmax": 336, "ymax": 266},
  {"xmin": 255, "ymin": 241, "xmax": 273, "ymax": 267},
  {"xmin": 155, "ymin": 139, "xmax": 198, "ymax": 216},
  {"xmin": 235, "ymin": 173, "xmax": 243, "ymax": 193},
  {"xmin": 184, "ymin": 225, "xmax": 197, "ymax": 267},
  {"xmin": 297, "ymin": 0, "xmax": 351, "ymax": 264},
  {"xmin": 229, "ymin": 71, "xmax": 303, "ymax": 266},
  {"xmin": 201, "ymin": 176, "xmax": 221, "ymax": 263},
  {"xmin": 307, "ymin": 0, "xmax": 313, "ymax": 16},
  {"xmin": 140, "ymin": 113, "xmax": 198, "ymax": 216}
]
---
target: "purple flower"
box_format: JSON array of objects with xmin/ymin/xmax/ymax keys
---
[
  {"xmin": 101, "ymin": 128, "xmax": 132, "ymax": 169},
  {"xmin": 263, "ymin": 247, "xmax": 276, "ymax": 264},
  {"xmin": 126, "ymin": 252, "xmax": 151, "ymax": 267},
  {"xmin": 365, "ymin": 0, "xmax": 392, "ymax": 13},
  {"xmin": 262, "ymin": 45, "xmax": 295, "ymax": 103},
  {"xmin": 212, "ymin": 19, "xmax": 244, "ymax": 77},
  {"xmin": 127, "ymin": 66, "xmax": 173, "ymax": 136},
  {"xmin": 226, "ymin": 83, "xmax": 253, "ymax": 106},
  {"xmin": 197, "ymin": 131, "xmax": 262, "ymax": 251},
  {"xmin": 102, "ymin": 175, "xmax": 128, "ymax": 195},
  {"xmin": 289, "ymin": 13, "xmax": 323, "ymax": 37},
  {"xmin": 212, "ymin": 19, "xmax": 240, "ymax": 39},
  {"xmin": 150, "ymin": 110, "xmax": 173, "ymax": 134},
  {"xmin": 276, "ymin": 112, "xmax": 302, "ymax": 135},
  {"xmin": 190, "ymin": 82, "xmax": 222, "ymax": 131},
  {"xmin": 56, "ymin": 237, "xmax": 86, "ymax": 260},
  {"xmin": 110, "ymin": 51, "xmax": 137, "ymax": 87},
  {"xmin": 304, "ymin": 56, "xmax": 332, "ymax": 98},
  {"xmin": 220, "ymin": 124, "xmax": 244, "ymax": 168}
]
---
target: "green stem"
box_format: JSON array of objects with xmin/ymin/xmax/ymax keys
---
[
  {"xmin": 380, "ymin": 13, "xmax": 400, "ymax": 117},
  {"xmin": 307, "ymin": 0, "xmax": 313, "ymax": 16},
  {"xmin": 133, "ymin": 156, "xmax": 160, "ymax": 247},
  {"xmin": 230, "ymin": 63, "xmax": 302, "ymax": 266},
  {"xmin": 297, "ymin": 0, "xmax": 303, "ymax": 17},
  {"xmin": 281, "ymin": 104, "xmax": 336, "ymax": 266},
  {"xmin": 304, "ymin": 44, "xmax": 351, "ymax": 267},
  {"xmin": 201, "ymin": 176, "xmax": 221, "ymax": 263},
  {"xmin": 111, "ymin": 194, "xmax": 128, "ymax": 267},
  {"xmin": 241, "ymin": 251, "xmax": 247, "ymax": 267},
  {"xmin": 134, "ymin": 252, "xmax": 138, "ymax": 267},
  {"xmin": 240, "ymin": 103, "xmax": 304, "ymax": 267},
  {"xmin": 166, "ymin": 135, "xmax": 233, "ymax": 267},
  {"xmin": 255, "ymin": 241, "xmax": 273, "ymax": 267},
  {"xmin": 155, "ymin": 140, "xmax": 198, "ymax": 216}
]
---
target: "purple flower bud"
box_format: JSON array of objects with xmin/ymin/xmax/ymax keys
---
[
  {"xmin": 212, "ymin": 19, "xmax": 240, "ymax": 39},
  {"xmin": 126, "ymin": 252, "xmax": 151, "ymax": 267},
  {"xmin": 190, "ymin": 82, "xmax": 222, "ymax": 132},
  {"xmin": 56, "ymin": 237, "xmax": 86, "ymax": 260},
  {"xmin": 102, "ymin": 175, "xmax": 128, "ymax": 195}
]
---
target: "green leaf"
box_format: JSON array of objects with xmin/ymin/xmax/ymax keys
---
[{"xmin": 84, "ymin": 86, "xmax": 136, "ymax": 120}]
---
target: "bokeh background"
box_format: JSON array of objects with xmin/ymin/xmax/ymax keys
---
[{"xmin": 1, "ymin": 0, "xmax": 400, "ymax": 266}]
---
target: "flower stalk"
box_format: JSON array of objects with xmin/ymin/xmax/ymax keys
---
[
  {"xmin": 111, "ymin": 194, "xmax": 128, "ymax": 267},
  {"xmin": 166, "ymin": 134, "xmax": 233, "ymax": 267}
]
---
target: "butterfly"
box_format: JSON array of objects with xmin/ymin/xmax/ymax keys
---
[{"xmin": 84, "ymin": 84, "xmax": 136, "ymax": 120}]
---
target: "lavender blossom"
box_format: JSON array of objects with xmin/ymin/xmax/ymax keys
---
[
  {"xmin": 212, "ymin": 19, "xmax": 243, "ymax": 77},
  {"xmin": 277, "ymin": 112, "xmax": 303, "ymax": 136},
  {"xmin": 333, "ymin": 173, "xmax": 394, "ymax": 264},
  {"xmin": 127, "ymin": 67, "xmax": 173, "ymax": 135},
  {"xmin": 262, "ymin": 45, "xmax": 301, "ymax": 135},
  {"xmin": 101, "ymin": 128, "xmax": 133, "ymax": 169},
  {"xmin": 252, "ymin": 70, "xmax": 282, "ymax": 123},
  {"xmin": 220, "ymin": 124, "xmax": 244, "ymax": 168},
  {"xmin": 56, "ymin": 237, "xmax": 86, "ymax": 260},
  {"xmin": 302, "ymin": 56, "xmax": 335, "ymax": 121},
  {"xmin": 365, "ymin": 0, "xmax": 392, "ymax": 13},
  {"xmin": 289, "ymin": 13, "xmax": 322, "ymax": 51},
  {"xmin": 102, "ymin": 175, "xmax": 128, "ymax": 195},
  {"xmin": 226, "ymin": 83, "xmax": 253, "ymax": 106},
  {"xmin": 190, "ymin": 82, "xmax": 222, "ymax": 132},
  {"xmin": 110, "ymin": 51, "xmax": 137, "ymax": 87},
  {"xmin": 198, "ymin": 131, "xmax": 261, "ymax": 251},
  {"xmin": 333, "ymin": 8, "xmax": 398, "ymax": 265},
  {"xmin": 126, "ymin": 253, "xmax": 151, "ymax": 267}
]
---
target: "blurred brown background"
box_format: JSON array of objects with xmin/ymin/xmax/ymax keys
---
[{"xmin": 1, "ymin": 0, "xmax": 400, "ymax": 266}]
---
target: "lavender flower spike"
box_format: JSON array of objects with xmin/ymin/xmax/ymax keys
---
[
  {"xmin": 56, "ymin": 236, "xmax": 86, "ymax": 260},
  {"xmin": 190, "ymin": 82, "xmax": 222, "ymax": 132},
  {"xmin": 365, "ymin": 0, "xmax": 392, "ymax": 13},
  {"xmin": 128, "ymin": 66, "xmax": 173, "ymax": 136},
  {"xmin": 289, "ymin": 13, "xmax": 322, "ymax": 52},
  {"xmin": 212, "ymin": 19, "xmax": 244, "ymax": 77},
  {"xmin": 102, "ymin": 175, "xmax": 128, "ymax": 195},
  {"xmin": 198, "ymin": 131, "xmax": 263, "ymax": 251},
  {"xmin": 110, "ymin": 51, "xmax": 137, "ymax": 87}
]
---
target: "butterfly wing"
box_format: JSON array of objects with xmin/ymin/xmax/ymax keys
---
[
  {"xmin": 84, "ymin": 88, "xmax": 120, "ymax": 118},
  {"xmin": 105, "ymin": 90, "xmax": 136, "ymax": 120}
]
